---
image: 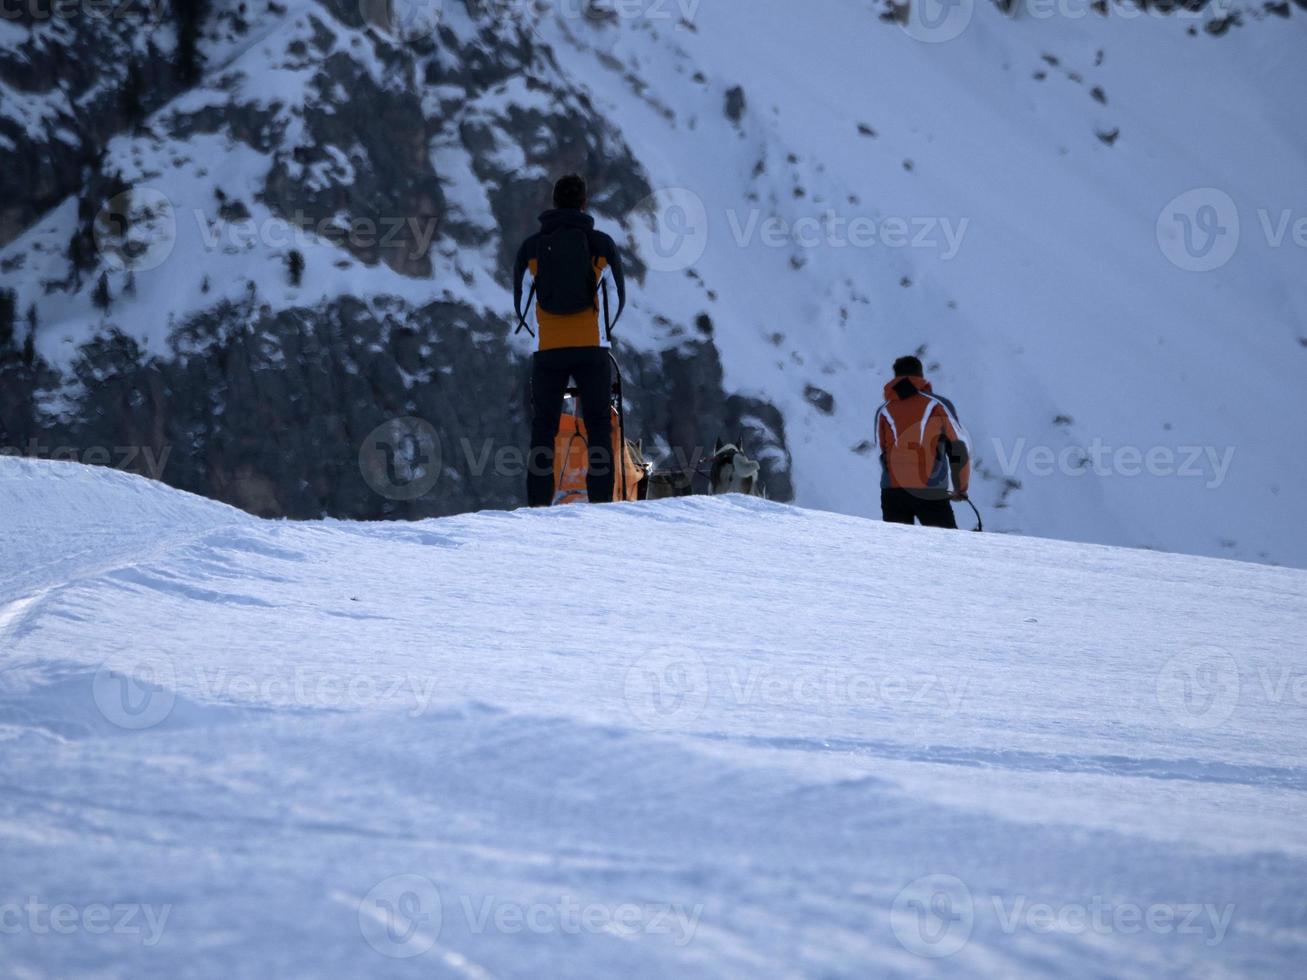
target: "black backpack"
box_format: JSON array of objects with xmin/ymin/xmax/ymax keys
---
[{"xmin": 535, "ymin": 227, "xmax": 597, "ymax": 316}]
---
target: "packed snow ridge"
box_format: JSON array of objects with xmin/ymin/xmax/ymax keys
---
[{"xmin": 2, "ymin": 458, "xmax": 1306, "ymax": 978}]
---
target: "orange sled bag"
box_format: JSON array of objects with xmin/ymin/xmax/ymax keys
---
[{"xmin": 553, "ymin": 396, "xmax": 645, "ymax": 505}]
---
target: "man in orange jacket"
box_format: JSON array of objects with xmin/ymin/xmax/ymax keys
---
[{"xmin": 874, "ymin": 355, "xmax": 971, "ymax": 528}]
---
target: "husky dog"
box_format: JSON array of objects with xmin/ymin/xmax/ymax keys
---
[
  {"xmin": 641, "ymin": 437, "xmax": 764, "ymax": 499},
  {"xmin": 709, "ymin": 437, "xmax": 762, "ymax": 496},
  {"xmin": 645, "ymin": 467, "xmax": 693, "ymax": 500}
]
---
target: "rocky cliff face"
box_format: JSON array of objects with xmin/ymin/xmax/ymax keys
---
[{"xmin": 0, "ymin": 0, "xmax": 794, "ymax": 517}]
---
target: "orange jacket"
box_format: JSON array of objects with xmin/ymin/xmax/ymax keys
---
[{"xmin": 875, "ymin": 375, "xmax": 971, "ymax": 495}]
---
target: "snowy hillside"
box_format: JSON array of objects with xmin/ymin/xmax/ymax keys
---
[
  {"xmin": 3, "ymin": 458, "xmax": 1306, "ymax": 977},
  {"xmin": 544, "ymin": 0, "xmax": 1307, "ymax": 566},
  {"xmin": 2, "ymin": 0, "xmax": 1306, "ymax": 565}
]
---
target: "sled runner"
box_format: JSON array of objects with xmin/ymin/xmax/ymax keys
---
[{"xmin": 552, "ymin": 353, "xmax": 648, "ymax": 505}]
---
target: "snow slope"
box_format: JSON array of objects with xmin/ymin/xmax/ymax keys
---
[{"xmin": 3, "ymin": 459, "xmax": 1306, "ymax": 977}]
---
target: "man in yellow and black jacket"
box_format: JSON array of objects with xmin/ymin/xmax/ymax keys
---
[{"xmin": 514, "ymin": 175, "xmax": 627, "ymax": 506}]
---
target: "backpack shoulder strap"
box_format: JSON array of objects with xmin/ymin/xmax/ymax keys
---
[
  {"xmin": 601, "ymin": 279, "xmax": 611, "ymax": 342},
  {"xmin": 515, "ymin": 282, "xmax": 536, "ymax": 336}
]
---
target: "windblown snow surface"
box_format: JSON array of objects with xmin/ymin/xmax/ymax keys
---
[{"xmin": 2, "ymin": 459, "xmax": 1306, "ymax": 978}]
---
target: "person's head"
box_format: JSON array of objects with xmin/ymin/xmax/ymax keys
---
[
  {"xmin": 893, "ymin": 355, "xmax": 924, "ymax": 378},
  {"xmin": 552, "ymin": 174, "xmax": 587, "ymax": 211}
]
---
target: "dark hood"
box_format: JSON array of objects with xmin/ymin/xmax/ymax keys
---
[
  {"xmin": 539, "ymin": 209, "xmax": 595, "ymax": 233},
  {"xmin": 884, "ymin": 375, "xmax": 933, "ymax": 402}
]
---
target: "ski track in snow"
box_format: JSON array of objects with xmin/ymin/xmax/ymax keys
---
[{"xmin": 2, "ymin": 458, "xmax": 1306, "ymax": 978}]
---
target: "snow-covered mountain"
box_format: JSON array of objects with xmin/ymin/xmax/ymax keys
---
[
  {"xmin": 2, "ymin": 0, "xmax": 1306, "ymax": 565},
  {"xmin": 3, "ymin": 458, "xmax": 1306, "ymax": 977}
]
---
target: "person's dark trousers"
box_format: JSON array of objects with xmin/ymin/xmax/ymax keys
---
[
  {"xmin": 881, "ymin": 488, "xmax": 958, "ymax": 529},
  {"xmin": 528, "ymin": 347, "xmax": 614, "ymax": 507}
]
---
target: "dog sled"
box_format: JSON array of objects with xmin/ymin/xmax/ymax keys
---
[
  {"xmin": 552, "ymin": 353, "xmax": 649, "ymax": 505},
  {"xmin": 549, "ymin": 352, "xmax": 763, "ymax": 505}
]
